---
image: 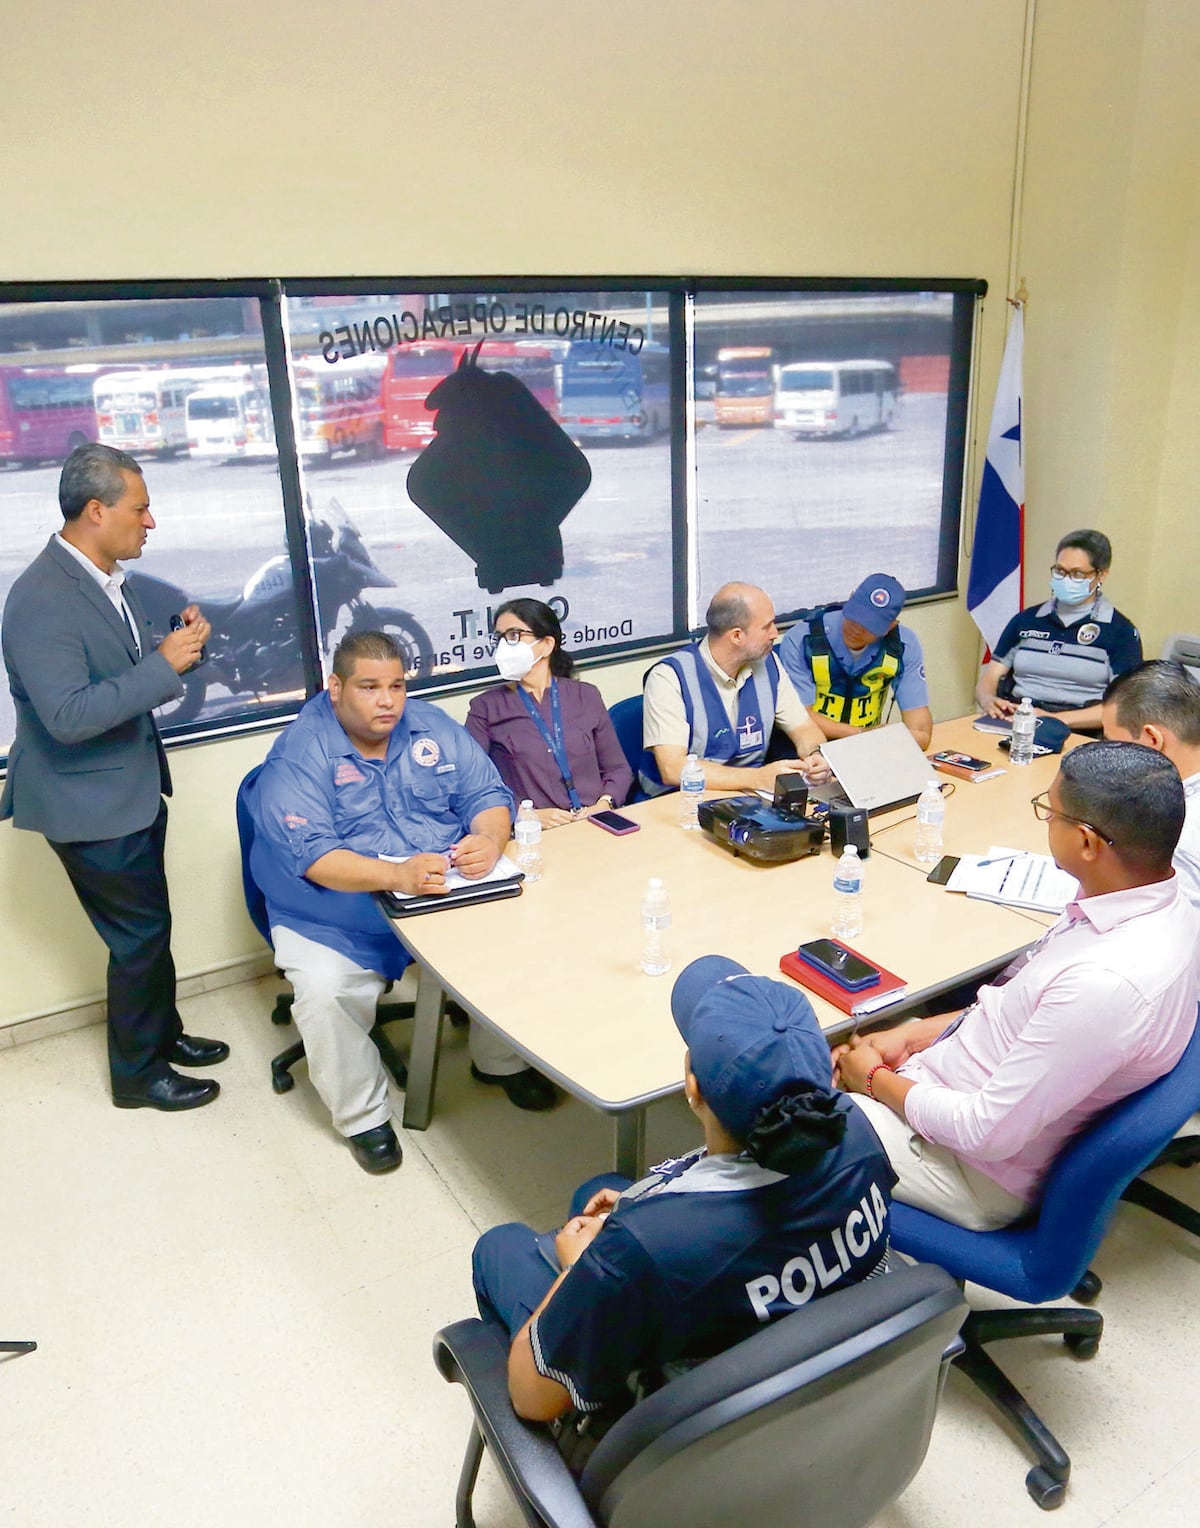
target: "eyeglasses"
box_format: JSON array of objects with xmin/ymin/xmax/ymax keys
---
[
  {"xmin": 491, "ymin": 626, "xmax": 536, "ymax": 645},
  {"xmin": 1049, "ymin": 565, "xmax": 1096, "ymax": 582},
  {"xmin": 1030, "ymin": 791, "xmax": 1115, "ymax": 845}
]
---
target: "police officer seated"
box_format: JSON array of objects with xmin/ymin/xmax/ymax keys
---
[
  {"xmin": 640, "ymin": 582, "xmax": 830, "ymax": 795},
  {"xmin": 777, "ymin": 572, "xmax": 932, "ymax": 749},
  {"xmin": 975, "ymin": 528, "xmax": 1142, "ymax": 734},
  {"xmin": 471, "ymin": 956, "xmax": 895, "ymax": 1464}
]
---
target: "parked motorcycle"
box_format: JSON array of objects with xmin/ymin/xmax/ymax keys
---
[{"xmin": 129, "ymin": 498, "xmax": 434, "ymax": 726}]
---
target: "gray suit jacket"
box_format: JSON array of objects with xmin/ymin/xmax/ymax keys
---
[{"xmin": 1, "ymin": 537, "xmax": 184, "ymax": 842}]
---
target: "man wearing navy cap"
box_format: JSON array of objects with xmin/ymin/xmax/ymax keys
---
[
  {"xmin": 471, "ymin": 956, "xmax": 895, "ymax": 1447},
  {"xmin": 778, "ymin": 573, "xmax": 932, "ymax": 749}
]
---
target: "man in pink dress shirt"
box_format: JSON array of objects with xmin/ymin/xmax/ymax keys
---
[{"xmin": 834, "ymin": 741, "xmax": 1200, "ymax": 1230}]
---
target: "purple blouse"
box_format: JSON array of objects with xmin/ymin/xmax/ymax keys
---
[{"xmin": 465, "ymin": 678, "xmax": 633, "ymax": 811}]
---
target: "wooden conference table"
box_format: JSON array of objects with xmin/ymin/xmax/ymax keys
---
[{"xmin": 391, "ymin": 716, "xmax": 1083, "ymax": 1175}]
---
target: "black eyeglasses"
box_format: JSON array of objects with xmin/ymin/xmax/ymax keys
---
[
  {"xmin": 1049, "ymin": 565, "xmax": 1097, "ymax": 582},
  {"xmin": 1030, "ymin": 792, "xmax": 1115, "ymax": 845},
  {"xmin": 491, "ymin": 627, "xmax": 536, "ymax": 645}
]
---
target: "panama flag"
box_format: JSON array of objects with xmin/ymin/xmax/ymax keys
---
[{"xmin": 967, "ymin": 303, "xmax": 1024, "ymax": 653}]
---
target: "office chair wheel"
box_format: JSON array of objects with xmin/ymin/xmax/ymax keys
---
[
  {"xmin": 1025, "ymin": 1465, "xmax": 1066, "ymax": 1510},
  {"xmin": 271, "ymin": 1068, "xmax": 296, "ymax": 1095},
  {"xmin": 1063, "ymin": 1332, "xmax": 1100, "ymax": 1359},
  {"xmin": 271, "ymin": 994, "xmax": 294, "ymax": 1026},
  {"xmin": 1070, "ymin": 1270, "xmax": 1102, "ymax": 1304}
]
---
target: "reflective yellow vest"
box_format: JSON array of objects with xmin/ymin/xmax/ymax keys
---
[{"xmin": 805, "ymin": 615, "xmax": 903, "ymax": 728}]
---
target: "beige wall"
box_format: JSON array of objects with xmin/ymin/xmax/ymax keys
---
[
  {"xmin": 3, "ymin": 0, "xmax": 1194, "ymax": 1025},
  {"xmin": 1017, "ymin": 0, "xmax": 1200, "ymax": 650}
]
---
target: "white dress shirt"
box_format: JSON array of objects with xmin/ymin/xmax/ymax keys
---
[{"xmin": 55, "ymin": 534, "xmax": 142, "ymax": 654}]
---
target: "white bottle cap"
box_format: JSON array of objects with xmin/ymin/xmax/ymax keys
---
[{"xmin": 648, "ymin": 877, "xmax": 664, "ymax": 889}]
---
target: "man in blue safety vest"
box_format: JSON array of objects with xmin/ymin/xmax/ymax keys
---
[{"xmin": 640, "ymin": 583, "xmax": 829, "ymax": 796}]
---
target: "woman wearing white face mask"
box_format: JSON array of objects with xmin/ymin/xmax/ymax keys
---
[
  {"xmin": 975, "ymin": 529, "xmax": 1143, "ymax": 734},
  {"xmin": 466, "ymin": 599, "xmax": 633, "ymax": 828}
]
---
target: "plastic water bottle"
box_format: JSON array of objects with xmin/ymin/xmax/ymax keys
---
[
  {"xmin": 831, "ymin": 845, "xmax": 864, "ymax": 940},
  {"xmin": 640, "ymin": 878, "xmax": 671, "ymax": 976},
  {"xmin": 514, "ymin": 800, "xmax": 543, "ymax": 882},
  {"xmin": 914, "ymin": 781, "xmax": 946, "ymax": 866},
  {"xmin": 679, "ymin": 754, "xmax": 705, "ymax": 830},
  {"xmin": 1010, "ymin": 697, "xmax": 1037, "ymax": 767}
]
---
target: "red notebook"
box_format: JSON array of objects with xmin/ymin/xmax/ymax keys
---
[{"xmin": 779, "ymin": 943, "xmax": 908, "ymax": 1018}]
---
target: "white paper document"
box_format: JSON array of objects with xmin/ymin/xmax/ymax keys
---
[
  {"xmin": 945, "ymin": 847, "xmax": 1079, "ymax": 914},
  {"xmin": 377, "ymin": 851, "xmax": 523, "ymax": 901}
]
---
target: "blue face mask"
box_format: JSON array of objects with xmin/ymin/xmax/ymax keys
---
[{"xmin": 1050, "ymin": 572, "xmax": 1095, "ymax": 605}]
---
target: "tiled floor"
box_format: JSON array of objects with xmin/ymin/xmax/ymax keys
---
[{"xmin": 3, "ymin": 975, "xmax": 1200, "ymax": 1526}]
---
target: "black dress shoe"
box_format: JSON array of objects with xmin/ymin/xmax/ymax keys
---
[
  {"xmin": 470, "ymin": 1064, "xmax": 559, "ymax": 1112},
  {"xmin": 170, "ymin": 1034, "xmax": 230, "ymax": 1067},
  {"xmin": 348, "ymin": 1122, "xmax": 403, "ymax": 1174},
  {"xmin": 113, "ymin": 1070, "xmax": 220, "ymax": 1111}
]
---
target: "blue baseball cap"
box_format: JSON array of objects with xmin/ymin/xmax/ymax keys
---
[
  {"xmin": 843, "ymin": 574, "xmax": 906, "ymax": 638},
  {"xmin": 670, "ymin": 956, "xmax": 834, "ymax": 1141}
]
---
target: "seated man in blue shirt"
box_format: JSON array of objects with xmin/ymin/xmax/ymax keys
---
[
  {"xmin": 471, "ymin": 956, "xmax": 895, "ymax": 1453},
  {"xmin": 246, "ymin": 631, "xmax": 556, "ymax": 1175},
  {"xmin": 778, "ymin": 573, "xmax": 932, "ymax": 749}
]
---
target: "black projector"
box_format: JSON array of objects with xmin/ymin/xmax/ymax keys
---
[{"xmin": 698, "ymin": 781, "xmax": 826, "ymax": 864}]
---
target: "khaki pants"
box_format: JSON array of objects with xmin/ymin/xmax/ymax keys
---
[
  {"xmin": 271, "ymin": 926, "xmax": 524, "ymax": 1138},
  {"xmin": 849, "ymin": 1093, "xmax": 1029, "ymax": 1231}
]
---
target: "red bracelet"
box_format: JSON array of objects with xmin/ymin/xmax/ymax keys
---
[{"xmin": 865, "ymin": 1063, "xmax": 894, "ymax": 1099}]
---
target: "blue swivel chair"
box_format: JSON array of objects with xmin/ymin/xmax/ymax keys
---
[
  {"xmin": 889, "ymin": 1011, "xmax": 1200, "ymax": 1510},
  {"xmin": 434, "ymin": 1260, "xmax": 966, "ymax": 1528},
  {"xmin": 606, "ymin": 696, "xmax": 651, "ymax": 802},
  {"xmin": 235, "ymin": 762, "xmax": 411, "ymax": 1095}
]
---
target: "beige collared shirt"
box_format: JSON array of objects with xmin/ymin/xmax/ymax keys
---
[{"xmin": 642, "ymin": 636, "xmax": 811, "ymax": 751}]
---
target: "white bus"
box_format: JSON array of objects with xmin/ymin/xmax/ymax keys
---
[
  {"xmin": 774, "ymin": 360, "xmax": 899, "ymax": 438},
  {"xmin": 186, "ymin": 366, "xmax": 277, "ymax": 460},
  {"xmin": 94, "ymin": 369, "xmax": 203, "ymax": 456}
]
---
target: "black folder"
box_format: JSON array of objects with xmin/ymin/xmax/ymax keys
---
[{"xmin": 375, "ymin": 874, "xmax": 524, "ymax": 920}]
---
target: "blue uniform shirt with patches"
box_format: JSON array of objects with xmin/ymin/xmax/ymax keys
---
[
  {"xmin": 992, "ymin": 596, "xmax": 1142, "ymax": 708},
  {"xmin": 247, "ymin": 692, "xmax": 513, "ymax": 977},
  {"xmin": 530, "ymin": 1100, "xmax": 895, "ymax": 1413}
]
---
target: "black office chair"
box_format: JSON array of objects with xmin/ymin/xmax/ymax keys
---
[
  {"xmin": 1121, "ymin": 1130, "xmax": 1200, "ymax": 1238},
  {"xmin": 235, "ymin": 763, "xmax": 414, "ymax": 1095},
  {"xmin": 433, "ymin": 1261, "xmax": 966, "ymax": 1528}
]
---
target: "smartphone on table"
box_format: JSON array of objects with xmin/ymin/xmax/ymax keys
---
[
  {"xmin": 795, "ymin": 938, "xmax": 881, "ymax": 991},
  {"xmin": 589, "ymin": 809, "xmax": 641, "ymax": 836},
  {"xmin": 926, "ymin": 855, "xmax": 961, "ymax": 885}
]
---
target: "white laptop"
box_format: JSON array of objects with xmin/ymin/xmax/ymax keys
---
[{"xmin": 809, "ymin": 723, "xmax": 939, "ymax": 815}]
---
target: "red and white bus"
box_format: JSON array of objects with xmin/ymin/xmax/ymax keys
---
[
  {"xmin": 381, "ymin": 340, "xmax": 558, "ymax": 452},
  {"xmin": 0, "ymin": 365, "xmax": 103, "ymax": 466}
]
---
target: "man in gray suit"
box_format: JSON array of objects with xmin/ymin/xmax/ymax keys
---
[{"xmin": 1, "ymin": 443, "xmax": 228, "ymax": 1110}]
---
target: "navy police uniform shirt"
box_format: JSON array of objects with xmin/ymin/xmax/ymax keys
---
[
  {"xmin": 249, "ymin": 691, "xmax": 513, "ymax": 977},
  {"xmin": 529, "ymin": 1101, "xmax": 895, "ymax": 1413},
  {"xmin": 992, "ymin": 596, "xmax": 1141, "ymax": 710}
]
